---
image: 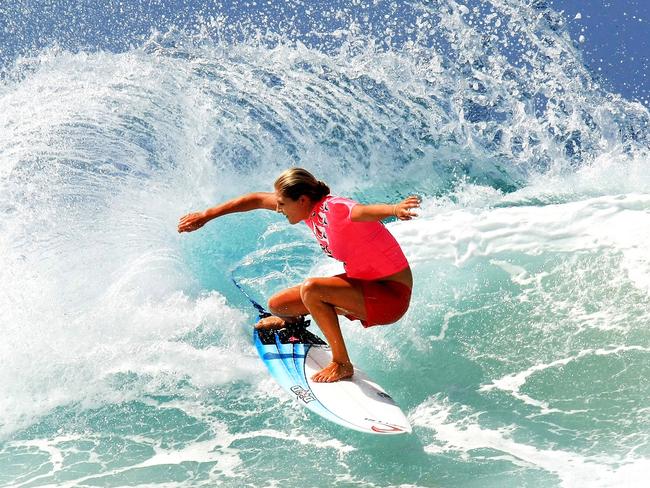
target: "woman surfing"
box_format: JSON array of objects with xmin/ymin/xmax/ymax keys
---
[{"xmin": 178, "ymin": 168, "xmax": 418, "ymax": 383}]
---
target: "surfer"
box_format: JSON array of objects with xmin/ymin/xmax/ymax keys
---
[{"xmin": 178, "ymin": 168, "xmax": 418, "ymax": 382}]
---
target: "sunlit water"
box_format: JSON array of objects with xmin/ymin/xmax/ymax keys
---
[{"xmin": 1, "ymin": 1, "xmax": 649, "ymax": 487}]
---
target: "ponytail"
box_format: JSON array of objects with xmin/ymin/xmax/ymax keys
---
[{"xmin": 274, "ymin": 168, "xmax": 330, "ymax": 202}]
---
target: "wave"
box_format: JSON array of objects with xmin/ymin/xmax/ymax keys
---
[{"xmin": 0, "ymin": 1, "xmax": 649, "ymax": 486}]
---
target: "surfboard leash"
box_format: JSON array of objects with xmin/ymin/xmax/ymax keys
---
[
  {"xmin": 230, "ymin": 276, "xmax": 271, "ymax": 319},
  {"xmin": 231, "ymin": 274, "xmax": 311, "ymax": 330}
]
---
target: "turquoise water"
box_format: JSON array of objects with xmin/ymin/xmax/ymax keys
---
[{"xmin": 1, "ymin": 1, "xmax": 649, "ymax": 487}]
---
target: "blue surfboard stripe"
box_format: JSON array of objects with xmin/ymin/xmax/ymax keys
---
[
  {"xmin": 274, "ymin": 335, "xmax": 305, "ymax": 387},
  {"xmin": 254, "ymin": 334, "xmax": 295, "ymax": 393},
  {"xmin": 293, "ymin": 343, "xmax": 309, "ymax": 381}
]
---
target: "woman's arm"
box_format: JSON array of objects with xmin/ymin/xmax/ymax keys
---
[
  {"xmin": 350, "ymin": 195, "xmax": 420, "ymax": 222},
  {"xmin": 177, "ymin": 192, "xmax": 277, "ymax": 233}
]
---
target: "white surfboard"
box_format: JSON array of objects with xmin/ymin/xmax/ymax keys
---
[{"xmin": 253, "ymin": 322, "xmax": 412, "ymax": 434}]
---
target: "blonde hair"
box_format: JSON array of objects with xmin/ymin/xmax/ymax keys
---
[{"xmin": 274, "ymin": 168, "xmax": 330, "ymax": 201}]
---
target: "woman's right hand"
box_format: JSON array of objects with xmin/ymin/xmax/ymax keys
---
[
  {"xmin": 394, "ymin": 195, "xmax": 420, "ymax": 221},
  {"xmin": 178, "ymin": 212, "xmax": 207, "ymax": 233}
]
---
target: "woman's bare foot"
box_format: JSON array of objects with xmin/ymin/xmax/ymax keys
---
[
  {"xmin": 254, "ymin": 316, "xmax": 288, "ymax": 330},
  {"xmin": 311, "ymin": 361, "xmax": 354, "ymax": 383}
]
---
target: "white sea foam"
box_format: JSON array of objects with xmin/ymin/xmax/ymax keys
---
[
  {"xmin": 394, "ymin": 191, "xmax": 650, "ymax": 294},
  {"xmin": 0, "ymin": 290, "xmax": 256, "ymax": 439},
  {"xmin": 411, "ymin": 395, "xmax": 650, "ymax": 488},
  {"xmin": 6, "ymin": 401, "xmax": 356, "ymax": 488},
  {"xmin": 480, "ymin": 345, "xmax": 650, "ymax": 413}
]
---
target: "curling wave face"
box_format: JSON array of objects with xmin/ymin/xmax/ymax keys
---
[{"xmin": 0, "ymin": 1, "xmax": 649, "ymax": 486}]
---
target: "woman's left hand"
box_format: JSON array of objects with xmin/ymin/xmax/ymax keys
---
[{"xmin": 394, "ymin": 195, "xmax": 420, "ymax": 220}]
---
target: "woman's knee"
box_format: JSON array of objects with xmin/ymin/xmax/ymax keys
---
[
  {"xmin": 267, "ymin": 292, "xmax": 284, "ymax": 314},
  {"xmin": 267, "ymin": 285, "xmax": 304, "ymax": 316},
  {"xmin": 300, "ymin": 277, "xmax": 322, "ymax": 303}
]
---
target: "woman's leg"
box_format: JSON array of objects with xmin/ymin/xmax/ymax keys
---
[
  {"xmin": 254, "ymin": 284, "xmax": 307, "ymax": 329},
  {"xmin": 255, "ymin": 275, "xmax": 367, "ymax": 383},
  {"xmin": 299, "ymin": 276, "xmax": 366, "ymax": 382}
]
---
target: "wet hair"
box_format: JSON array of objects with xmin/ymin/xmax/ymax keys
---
[{"xmin": 274, "ymin": 168, "xmax": 330, "ymax": 202}]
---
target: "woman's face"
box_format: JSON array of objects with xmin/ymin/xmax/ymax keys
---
[{"xmin": 274, "ymin": 190, "xmax": 312, "ymax": 224}]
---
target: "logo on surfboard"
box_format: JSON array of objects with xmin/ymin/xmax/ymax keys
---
[
  {"xmin": 291, "ymin": 385, "xmax": 316, "ymax": 403},
  {"xmin": 365, "ymin": 418, "xmax": 407, "ymax": 433}
]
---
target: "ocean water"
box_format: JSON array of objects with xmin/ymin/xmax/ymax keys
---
[{"xmin": 1, "ymin": 1, "xmax": 649, "ymax": 487}]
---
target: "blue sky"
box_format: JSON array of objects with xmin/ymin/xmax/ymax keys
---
[{"xmin": 550, "ymin": 0, "xmax": 649, "ymax": 107}]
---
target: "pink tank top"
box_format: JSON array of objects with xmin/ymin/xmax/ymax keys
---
[{"xmin": 304, "ymin": 195, "xmax": 409, "ymax": 280}]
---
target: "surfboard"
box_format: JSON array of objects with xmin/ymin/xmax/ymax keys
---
[{"xmin": 232, "ymin": 278, "xmax": 412, "ymax": 435}]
